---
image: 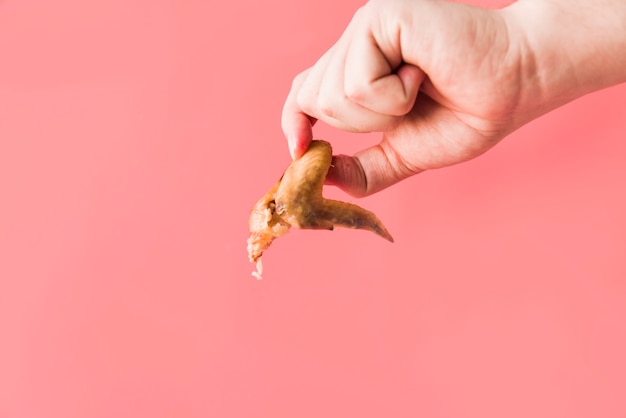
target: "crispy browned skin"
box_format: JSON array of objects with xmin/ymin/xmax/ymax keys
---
[{"xmin": 247, "ymin": 140, "xmax": 393, "ymax": 264}]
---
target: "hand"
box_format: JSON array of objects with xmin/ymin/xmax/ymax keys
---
[{"xmin": 281, "ymin": 0, "xmax": 626, "ymax": 196}]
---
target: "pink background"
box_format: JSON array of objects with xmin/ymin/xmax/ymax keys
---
[{"xmin": 1, "ymin": 0, "xmax": 625, "ymax": 417}]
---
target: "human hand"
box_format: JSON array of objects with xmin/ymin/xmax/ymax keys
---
[{"xmin": 281, "ymin": 0, "xmax": 626, "ymax": 196}]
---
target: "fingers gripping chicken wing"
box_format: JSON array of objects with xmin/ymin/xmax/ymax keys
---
[{"xmin": 247, "ymin": 140, "xmax": 393, "ymax": 277}]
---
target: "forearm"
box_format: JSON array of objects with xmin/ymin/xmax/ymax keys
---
[{"xmin": 503, "ymin": 0, "xmax": 626, "ymax": 114}]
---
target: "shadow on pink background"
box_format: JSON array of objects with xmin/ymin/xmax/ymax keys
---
[{"xmin": 1, "ymin": 0, "xmax": 625, "ymax": 417}]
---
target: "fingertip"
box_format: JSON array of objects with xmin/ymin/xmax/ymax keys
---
[
  {"xmin": 282, "ymin": 70, "xmax": 315, "ymax": 159},
  {"xmin": 288, "ymin": 140, "xmax": 298, "ymax": 160},
  {"xmin": 284, "ymin": 112, "xmax": 315, "ymax": 159},
  {"xmin": 289, "ymin": 135, "xmax": 311, "ymax": 160},
  {"xmin": 286, "ymin": 133, "xmax": 297, "ymax": 159}
]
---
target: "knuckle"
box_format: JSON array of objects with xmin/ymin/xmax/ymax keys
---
[
  {"xmin": 344, "ymin": 80, "xmax": 367, "ymax": 104},
  {"xmin": 296, "ymin": 89, "xmax": 314, "ymax": 114},
  {"xmin": 320, "ymin": 105, "xmax": 336, "ymax": 119},
  {"xmin": 291, "ymin": 71, "xmax": 307, "ymax": 88},
  {"xmin": 317, "ymin": 97, "xmax": 337, "ymax": 119}
]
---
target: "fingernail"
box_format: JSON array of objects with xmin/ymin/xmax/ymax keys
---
[{"xmin": 288, "ymin": 138, "xmax": 297, "ymax": 159}]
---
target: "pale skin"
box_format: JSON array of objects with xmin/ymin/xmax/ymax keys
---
[{"xmin": 282, "ymin": 0, "xmax": 626, "ymax": 197}]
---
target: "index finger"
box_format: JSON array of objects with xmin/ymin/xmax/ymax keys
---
[{"xmin": 281, "ymin": 70, "xmax": 317, "ymax": 159}]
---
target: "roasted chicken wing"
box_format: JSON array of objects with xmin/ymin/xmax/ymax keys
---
[{"xmin": 247, "ymin": 140, "xmax": 393, "ymax": 278}]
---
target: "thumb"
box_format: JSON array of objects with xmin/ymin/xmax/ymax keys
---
[
  {"xmin": 325, "ymin": 154, "xmax": 368, "ymax": 197},
  {"xmin": 325, "ymin": 144, "xmax": 424, "ymax": 197}
]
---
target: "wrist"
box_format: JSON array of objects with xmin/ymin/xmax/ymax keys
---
[{"xmin": 502, "ymin": 0, "xmax": 626, "ymax": 117}]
